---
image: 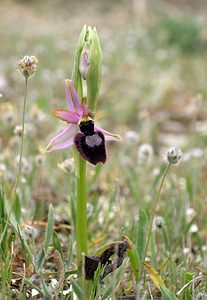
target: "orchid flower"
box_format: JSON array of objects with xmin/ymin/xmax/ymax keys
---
[{"xmin": 46, "ymin": 79, "xmax": 121, "ymax": 164}]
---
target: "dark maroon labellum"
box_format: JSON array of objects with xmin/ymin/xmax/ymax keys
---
[{"xmin": 74, "ymin": 119, "xmax": 106, "ymax": 165}]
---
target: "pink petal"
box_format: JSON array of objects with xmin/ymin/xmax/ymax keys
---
[
  {"xmin": 95, "ymin": 126, "xmax": 122, "ymax": 142},
  {"xmin": 65, "ymin": 79, "xmax": 83, "ymax": 115},
  {"xmin": 46, "ymin": 125, "xmax": 78, "ymax": 152},
  {"xmin": 53, "ymin": 109, "xmax": 79, "ymax": 124}
]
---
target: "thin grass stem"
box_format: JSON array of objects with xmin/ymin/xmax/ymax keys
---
[
  {"xmin": 0, "ymin": 78, "xmax": 28, "ymax": 244},
  {"xmin": 139, "ymin": 162, "xmax": 171, "ymax": 285},
  {"xmin": 12, "ymin": 77, "xmax": 28, "ymax": 201}
]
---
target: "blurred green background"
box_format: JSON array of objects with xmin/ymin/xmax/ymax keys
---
[{"xmin": 1, "ymin": 0, "xmax": 207, "ymax": 297}]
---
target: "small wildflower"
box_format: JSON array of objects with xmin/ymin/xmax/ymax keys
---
[
  {"xmin": 17, "ymin": 55, "xmax": 38, "ymax": 79},
  {"xmin": 177, "ymin": 177, "xmax": 186, "ymax": 191},
  {"xmin": 152, "ymin": 216, "xmax": 164, "ymax": 231},
  {"xmin": 167, "ymin": 147, "xmax": 182, "ymax": 164},
  {"xmin": 13, "ymin": 125, "xmax": 24, "ymax": 137},
  {"xmin": 30, "ymin": 105, "xmax": 46, "ymax": 122},
  {"xmin": 14, "ymin": 156, "xmax": 31, "ymax": 175},
  {"xmin": 3, "ymin": 110, "xmax": 16, "ymax": 127},
  {"xmin": 137, "ymin": 143, "xmax": 153, "ymax": 165},
  {"xmin": 0, "ymin": 103, "xmax": 16, "ymax": 127},
  {"xmin": 35, "ymin": 154, "xmax": 45, "ymax": 166},
  {"xmin": 189, "ymin": 223, "xmax": 199, "ymax": 233},
  {"xmin": 62, "ymin": 288, "xmax": 71, "ymax": 296},
  {"xmin": 152, "ymin": 168, "xmax": 160, "ymax": 177},
  {"xmin": 125, "ymin": 130, "xmax": 139, "ymax": 144},
  {"xmin": 21, "ymin": 225, "xmax": 39, "ymax": 241},
  {"xmin": 0, "ymin": 163, "xmax": 6, "ymax": 174},
  {"xmin": 50, "ymin": 278, "xmax": 58, "ymax": 289},
  {"xmin": 183, "ymin": 247, "xmax": 190, "ymax": 255},
  {"xmin": 0, "ymin": 163, "xmax": 6, "ymax": 181},
  {"xmin": 14, "ymin": 123, "xmax": 35, "ymax": 137},
  {"xmin": 31, "ymin": 289, "xmax": 39, "ymax": 297},
  {"xmin": 186, "ymin": 207, "xmax": 196, "ymax": 220}
]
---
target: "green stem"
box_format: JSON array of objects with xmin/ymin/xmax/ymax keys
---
[
  {"xmin": 13, "ymin": 77, "xmax": 28, "ymax": 200},
  {"xmin": 0, "ymin": 78, "xmax": 28, "ymax": 245},
  {"xmin": 140, "ymin": 163, "xmax": 171, "ymax": 279},
  {"xmin": 76, "ymin": 156, "xmax": 88, "ymax": 264}
]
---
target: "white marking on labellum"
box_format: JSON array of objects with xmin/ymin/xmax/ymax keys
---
[{"xmin": 85, "ymin": 134, "xmax": 102, "ymax": 147}]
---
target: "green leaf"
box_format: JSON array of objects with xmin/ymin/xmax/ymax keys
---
[
  {"xmin": 71, "ymin": 278, "xmax": 83, "ymax": 299},
  {"xmin": 72, "ymin": 25, "xmax": 87, "ymax": 98},
  {"xmin": 160, "ymin": 286, "xmax": 179, "ymax": 300},
  {"xmin": 124, "ymin": 236, "xmax": 140, "ymax": 281},
  {"xmin": 24, "ymin": 278, "xmax": 44, "ymax": 295},
  {"xmin": 90, "ymin": 264, "xmax": 103, "ymax": 298},
  {"xmin": 53, "ymin": 231, "xmax": 63, "ymax": 259},
  {"xmin": 100, "ymin": 285, "xmax": 113, "ymax": 300},
  {"xmin": 40, "ymin": 272, "xmax": 51, "ymax": 299},
  {"xmin": 137, "ymin": 209, "xmax": 148, "ymax": 261},
  {"xmin": 13, "ymin": 194, "xmax": 21, "ymax": 223},
  {"xmin": 17, "ymin": 225, "xmax": 34, "ymax": 268},
  {"xmin": 0, "ymin": 187, "xmax": 5, "ymax": 224},
  {"xmin": 45, "ymin": 204, "xmax": 54, "ymax": 249},
  {"xmin": 37, "ymin": 248, "xmax": 46, "ymax": 269},
  {"xmin": 37, "ymin": 204, "xmax": 54, "ymax": 269}
]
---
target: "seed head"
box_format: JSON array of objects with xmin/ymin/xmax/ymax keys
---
[
  {"xmin": 17, "ymin": 55, "xmax": 38, "ymax": 79},
  {"xmin": 167, "ymin": 147, "xmax": 182, "ymax": 164},
  {"xmin": 13, "ymin": 125, "xmax": 23, "ymax": 137},
  {"xmin": 152, "ymin": 216, "xmax": 164, "ymax": 231}
]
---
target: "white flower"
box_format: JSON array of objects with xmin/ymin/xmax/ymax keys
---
[
  {"xmin": 35, "ymin": 154, "xmax": 45, "ymax": 166},
  {"xmin": 152, "ymin": 216, "xmax": 164, "ymax": 231},
  {"xmin": 125, "ymin": 130, "xmax": 139, "ymax": 144},
  {"xmin": 183, "ymin": 247, "xmax": 190, "ymax": 255},
  {"xmin": 186, "ymin": 207, "xmax": 196, "ymax": 219},
  {"xmin": 189, "ymin": 224, "xmax": 199, "ymax": 233},
  {"xmin": 31, "ymin": 289, "xmax": 39, "ymax": 297},
  {"xmin": 137, "ymin": 143, "xmax": 153, "ymax": 164}
]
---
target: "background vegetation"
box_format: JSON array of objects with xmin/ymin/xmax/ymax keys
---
[{"xmin": 1, "ymin": 0, "xmax": 207, "ymax": 298}]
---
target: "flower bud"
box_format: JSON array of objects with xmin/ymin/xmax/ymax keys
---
[
  {"xmin": 79, "ymin": 43, "xmax": 90, "ymax": 80},
  {"xmin": 79, "ymin": 42, "xmax": 90, "ymax": 80},
  {"xmin": 17, "ymin": 55, "xmax": 38, "ymax": 79},
  {"xmin": 85, "ymin": 27, "xmax": 102, "ymax": 113},
  {"xmin": 167, "ymin": 147, "xmax": 182, "ymax": 164},
  {"xmin": 72, "ymin": 25, "xmax": 102, "ymax": 113},
  {"xmin": 72, "ymin": 25, "xmax": 87, "ymax": 99}
]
